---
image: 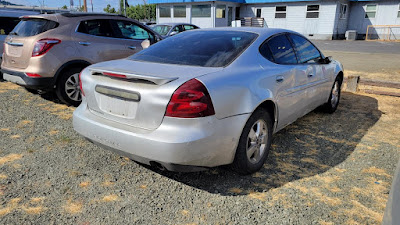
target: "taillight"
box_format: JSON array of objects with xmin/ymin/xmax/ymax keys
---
[
  {"xmin": 32, "ymin": 39, "xmax": 61, "ymax": 57},
  {"xmin": 25, "ymin": 73, "xmax": 42, "ymax": 77},
  {"xmin": 102, "ymin": 72, "xmax": 127, "ymax": 78},
  {"xmin": 79, "ymin": 71, "xmax": 84, "ymax": 96},
  {"xmin": 166, "ymin": 79, "xmax": 215, "ymax": 118}
]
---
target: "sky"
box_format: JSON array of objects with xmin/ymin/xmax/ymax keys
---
[{"xmin": 9, "ymin": 0, "xmax": 143, "ymax": 12}]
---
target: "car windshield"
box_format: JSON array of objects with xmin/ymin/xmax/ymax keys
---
[
  {"xmin": 130, "ymin": 30, "xmax": 258, "ymax": 67},
  {"xmin": 151, "ymin": 25, "xmax": 172, "ymax": 36}
]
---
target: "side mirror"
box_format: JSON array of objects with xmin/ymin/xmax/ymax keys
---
[
  {"xmin": 169, "ymin": 31, "xmax": 178, "ymax": 36},
  {"xmin": 141, "ymin": 39, "xmax": 150, "ymax": 49},
  {"xmin": 319, "ymin": 56, "xmax": 332, "ymax": 64}
]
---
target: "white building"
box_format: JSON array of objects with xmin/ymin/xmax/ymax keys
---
[{"xmin": 149, "ymin": 0, "xmax": 400, "ymax": 40}]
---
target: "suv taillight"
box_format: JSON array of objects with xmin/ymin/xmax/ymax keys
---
[
  {"xmin": 166, "ymin": 79, "xmax": 215, "ymax": 118},
  {"xmin": 32, "ymin": 39, "xmax": 61, "ymax": 57}
]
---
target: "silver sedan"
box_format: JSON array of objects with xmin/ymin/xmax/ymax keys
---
[{"xmin": 73, "ymin": 28, "xmax": 343, "ymax": 174}]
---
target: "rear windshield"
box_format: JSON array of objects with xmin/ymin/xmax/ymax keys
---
[
  {"xmin": 130, "ymin": 31, "xmax": 258, "ymax": 67},
  {"xmin": 0, "ymin": 17, "xmax": 20, "ymax": 35},
  {"xmin": 151, "ymin": 25, "xmax": 171, "ymax": 36},
  {"xmin": 11, "ymin": 18, "xmax": 58, "ymax": 37}
]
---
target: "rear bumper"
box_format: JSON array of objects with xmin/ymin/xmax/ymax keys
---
[
  {"xmin": 1, "ymin": 68, "xmax": 54, "ymax": 89},
  {"xmin": 73, "ymin": 101, "xmax": 249, "ymax": 171}
]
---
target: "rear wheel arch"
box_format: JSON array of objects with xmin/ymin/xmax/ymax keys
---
[
  {"xmin": 53, "ymin": 60, "xmax": 91, "ymax": 87},
  {"xmin": 254, "ymin": 99, "xmax": 277, "ymax": 132}
]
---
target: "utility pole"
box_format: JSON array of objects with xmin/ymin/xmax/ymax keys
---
[
  {"xmin": 124, "ymin": 0, "xmax": 127, "ymax": 16},
  {"xmin": 90, "ymin": 0, "xmax": 93, "ymax": 12},
  {"xmin": 83, "ymin": 0, "xmax": 87, "ymax": 12}
]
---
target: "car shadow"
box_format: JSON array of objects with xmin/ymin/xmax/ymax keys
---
[{"xmin": 148, "ymin": 92, "xmax": 382, "ymax": 196}]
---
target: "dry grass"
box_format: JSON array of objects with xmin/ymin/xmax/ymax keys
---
[
  {"xmin": 0, "ymin": 154, "xmax": 23, "ymax": 165},
  {"xmin": 79, "ymin": 181, "xmax": 90, "ymax": 188},
  {"xmin": 64, "ymin": 200, "xmax": 83, "ymax": 214},
  {"xmin": 102, "ymin": 194, "xmax": 119, "ymax": 202}
]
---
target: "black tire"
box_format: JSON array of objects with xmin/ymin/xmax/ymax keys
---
[
  {"xmin": 321, "ymin": 76, "xmax": 342, "ymax": 113},
  {"xmin": 55, "ymin": 67, "xmax": 83, "ymax": 106},
  {"xmin": 231, "ymin": 109, "xmax": 273, "ymax": 175}
]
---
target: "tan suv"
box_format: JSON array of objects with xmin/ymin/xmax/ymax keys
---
[{"xmin": 1, "ymin": 13, "xmax": 161, "ymax": 106}]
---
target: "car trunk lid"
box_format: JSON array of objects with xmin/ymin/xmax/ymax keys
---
[{"xmin": 83, "ymin": 59, "xmax": 223, "ymax": 130}]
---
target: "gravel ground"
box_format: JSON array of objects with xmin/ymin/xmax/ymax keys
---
[{"xmin": 0, "ymin": 81, "xmax": 399, "ymax": 224}]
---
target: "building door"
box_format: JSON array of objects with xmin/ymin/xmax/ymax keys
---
[{"xmin": 227, "ymin": 7, "xmax": 233, "ymax": 26}]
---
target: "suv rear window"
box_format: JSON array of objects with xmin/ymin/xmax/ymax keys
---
[
  {"xmin": 11, "ymin": 18, "xmax": 58, "ymax": 37},
  {"xmin": 130, "ymin": 31, "xmax": 258, "ymax": 67},
  {"xmin": 0, "ymin": 17, "xmax": 20, "ymax": 35}
]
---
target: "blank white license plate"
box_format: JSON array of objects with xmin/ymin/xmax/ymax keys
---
[
  {"xmin": 7, "ymin": 46, "xmax": 23, "ymax": 57},
  {"xmin": 98, "ymin": 94, "xmax": 138, "ymax": 118}
]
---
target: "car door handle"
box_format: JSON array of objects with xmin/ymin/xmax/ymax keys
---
[
  {"xmin": 307, "ymin": 73, "xmax": 314, "ymax": 78},
  {"xmin": 79, "ymin": 42, "xmax": 91, "ymax": 46},
  {"xmin": 128, "ymin": 46, "xmax": 137, "ymax": 50},
  {"xmin": 276, "ymin": 76, "xmax": 284, "ymax": 83}
]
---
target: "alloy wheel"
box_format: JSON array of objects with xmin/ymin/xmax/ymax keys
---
[
  {"xmin": 246, "ymin": 119, "xmax": 268, "ymax": 164},
  {"xmin": 65, "ymin": 73, "xmax": 82, "ymax": 102}
]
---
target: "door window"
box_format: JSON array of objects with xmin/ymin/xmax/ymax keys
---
[
  {"xmin": 288, "ymin": 34, "xmax": 321, "ymax": 63},
  {"xmin": 261, "ymin": 34, "xmax": 297, "ymax": 64},
  {"xmin": 113, "ymin": 20, "xmax": 154, "ymax": 40},
  {"xmin": 365, "ymin": 4, "xmax": 377, "ymax": 19},
  {"xmin": 216, "ymin": 5, "xmax": 226, "ymax": 18},
  {"xmin": 256, "ymin": 8, "xmax": 262, "ymax": 18},
  {"xmin": 77, "ymin": 20, "xmax": 114, "ymax": 37}
]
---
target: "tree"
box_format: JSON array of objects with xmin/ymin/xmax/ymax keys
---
[
  {"xmin": 103, "ymin": 4, "xmax": 117, "ymax": 14},
  {"xmin": 126, "ymin": 4, "xmax": 156, "ymax": 21},
  {"xmin": 61, "ymin": 5, "xmax": 68, "ymax": 9}
]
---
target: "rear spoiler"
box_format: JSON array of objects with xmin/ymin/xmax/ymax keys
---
[{"xmin": 89, "ymin": 68, "xmax": 178, "ymax": 85}]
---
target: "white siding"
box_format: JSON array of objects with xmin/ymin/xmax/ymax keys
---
[
  {"xmin": 156, "ymin": 2, "xmax": 239, "ymax": 28},
  {"xmin": 240, "ymin": 1, "xmax": 338, "ymax": 39},
  {"xmin": 348, "ymin": 0, "xmax": 400, "ymax": 37}
]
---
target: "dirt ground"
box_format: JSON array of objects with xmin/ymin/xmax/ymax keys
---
[
  {"xmin": 313, "ymin": 40, "xmax": 400, "ymax": 83},
  {"xmin": 0, "ymin": 82, "xmax": 399, "ymax": 224}
]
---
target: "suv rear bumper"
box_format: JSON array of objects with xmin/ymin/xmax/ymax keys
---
[{"xmin": 1, "ymin": 68, "xmax": 54, "ymax": 90}]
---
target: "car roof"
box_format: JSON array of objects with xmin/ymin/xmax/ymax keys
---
[
  {"xmin": 155, "ymin": 23, "xmax": 196, "ymax": 26},
  {"xmin": 0, "ymin": 9, "xmax": 40, "ymax": 17},
  {"xmin": 60, "ymin": 12, "xmax": 124, "ymax": 17},
  {"xmin": 191, "ymin": 27, "xmax": 300, "ymax": 38}
]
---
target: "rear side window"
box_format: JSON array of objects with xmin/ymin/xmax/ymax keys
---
[
  {"xmin": 77, "ymin": 20, "xmax": 114, "ymax": 37},
  {"xmin": 112, "ymin": 20, "xmax": 154, "ymax": 40},
  {"xmin": 11, "ymin": 19, "xmax": 58, "ymax": 37},
  {"xmin": 263, "ymin": 34, "xmax": 297, "ymax": 64},
  {"xmin": 183, "ymin": 25, "xmax": 196, "ymax": 30},
  {"xmin": 130, "ymin": 31, "xmax": 258, "ymax": 67},
  {"xmin": 288, "ymin": 34, "xmax": 321, "ymax": 63},
  {"xmin": 0, "ymin": 17, "xmax": 20, "ymax": 35}
]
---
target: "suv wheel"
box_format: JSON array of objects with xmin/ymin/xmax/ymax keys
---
[{"xmin": 56, "ymin": 67, "xmax": 83, "ymax": 106}]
